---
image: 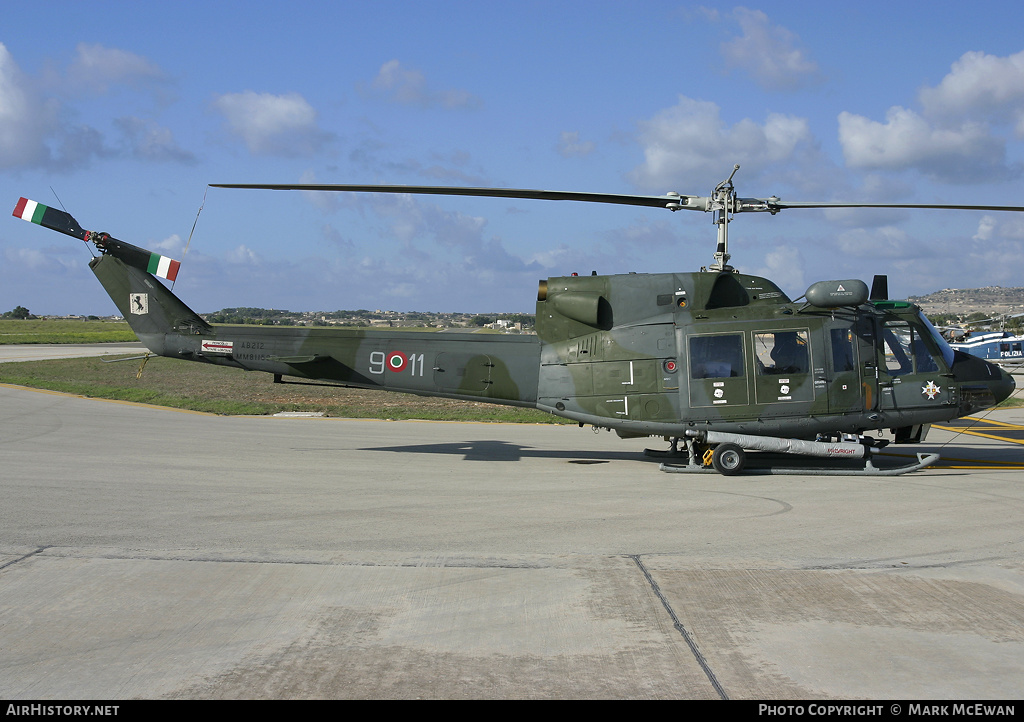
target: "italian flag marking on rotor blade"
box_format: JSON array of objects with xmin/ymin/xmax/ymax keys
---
[
  {"xmin": 146, "ymin": 252, "xmax": 181, "ymax": 282},
  {"xmin": 13, "ymin": 196, "xmax": 88, "ymax": 239},
  {"xmin": 13, "ymin": 198, "xmax": 47, "ymax": 224}
]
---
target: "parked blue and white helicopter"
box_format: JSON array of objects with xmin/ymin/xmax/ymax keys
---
[{"xmin": 950, "ymin": 330, "xmax": 1024, "ymax": 370}]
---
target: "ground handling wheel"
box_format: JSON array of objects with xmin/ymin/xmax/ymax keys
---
[{"xmin": 711, "ymin": 443, "xmax": 746, "ymax": 475}]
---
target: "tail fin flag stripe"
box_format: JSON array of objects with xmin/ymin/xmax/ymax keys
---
[{"xmin": 147, "ymin": 253, "xmax": 181, "ymax": 282}]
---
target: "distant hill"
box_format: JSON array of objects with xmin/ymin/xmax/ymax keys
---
[{"xmin": 909, "ymin": 287, "xmax": 1024, "ymax": 317}]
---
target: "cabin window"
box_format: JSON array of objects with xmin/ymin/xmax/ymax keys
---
[
  {"xmin": 830, "ymin": 328, "xmax": 856, "ymax": 372},
  {"xmin": 690, "ymin": 334, "xmax": 744, "ymax": 379},
  {"xmin": 753, "ymin": 330, "xmax": 809, "ymax": 375}
]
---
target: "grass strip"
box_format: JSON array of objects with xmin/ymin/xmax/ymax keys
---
[
  {"xmin": 0, "ymin": 355, "xmax": 570, "ymax": 423},
  {"xmin": 0, "ymin": 319, "xmax": 136, "ymax": 344}
]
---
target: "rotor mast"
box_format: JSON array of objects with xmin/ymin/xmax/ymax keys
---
[{"xmin": 709, "ymin": 164, "xmax": 740, "ymax": 271}]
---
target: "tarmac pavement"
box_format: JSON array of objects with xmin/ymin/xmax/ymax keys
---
[
  {"xmin": 1, "ymin": 382, "xmax": 1022, "ymax": 699},
  {"xmin": 0, "ymin": 342, "xmax": 146, "ymax": 363}
]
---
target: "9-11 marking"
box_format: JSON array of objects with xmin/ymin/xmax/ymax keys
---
[{"xmin": 370, "ymin": 350, "xmax": 425, "ymax": 376}]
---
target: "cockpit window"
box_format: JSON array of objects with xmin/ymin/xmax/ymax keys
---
[
  {"xmin": 882, "ymin": 322, "xmax": 914, "ymax": 376},
  {"xmin": 918, "ymin": 312, "xmax": 956, "ymax": 368},
  {"xmin": 883, "ymin": 317, "xmax": 950, "ymax": 375}
]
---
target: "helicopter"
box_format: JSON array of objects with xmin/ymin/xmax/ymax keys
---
[
  {"xmin": 948, "ymin": 325, "xmax": 1024, "ymax": 372},
  {"xmin": 12, "ymin": 166, "xmax": 1019, "ymax": 475},
  {"xmin": 929, "ymin": 312, "xmax": 1024, "ymax": 371}
]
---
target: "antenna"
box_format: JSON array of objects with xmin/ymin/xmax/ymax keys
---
[{"xmin": 49, "ymin": 187, "xmax": 69, "ymax": 214}]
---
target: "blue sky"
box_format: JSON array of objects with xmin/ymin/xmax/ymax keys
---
[{"xmin": 3, "ymin": 1, "xmax": 1024, "ymax": 315}]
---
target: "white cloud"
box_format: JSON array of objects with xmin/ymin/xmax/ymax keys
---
[
  {"xmin": 837, "ymin": 49, "xmax": 1024, "ymax": 181},
  {"xmin": 687, "ymin": 6, "xmax": 720, "ymax": 22},
  {"xmin": 321, "ymin": 224, "xmax": 355, "ymax": 254},
  {"xmin": 557, "ymin": 131, "xmax": 595, "ymax": 158},
  {"xmin": 970, "ymin": 213, "xmax": 1024, "ymax": 242},
  {"xmin": 212, "ymin": 91, "xmax": 332, "ymax": 156},
  {"xmin": 0, "ymin": 43, "xmax": 57, "ymax": 168},
  {"xmin": 365, "ymin": 60, "xmax": 480, "ymax": 109},
  {"xmin": 66, "ymin": 43, "xmax": 167, "ymax": 95},
  {"xmin": 114, "ymin": 117, "xmax": 195, "ymax": 163},
  {"xmin": 837, "ymin": 107, "xmax": 1007, "ymax": 182},
  {"xmin": 226, "ymin": 244, "xmax": 261, "ymax": 265},
  {"xmin": 750, "ymin": 244, "xmax": 804, "ymax": 297},
  {"xmin": 5, "ymin": 247, "xmax": 51, "ymax": 271},
  {"xmin": 4, "ymin": 246, "xmax": 83, "ymax": 273},
  {"xmin": 149, "ymin": 234, "xmax": 185, "ymax": 257},
  {"xmin": 618, "ymin": 220, "xmax": 677, "ymax": 249},
  {"xmin": 972, "ymin": 215, "xmax": 996, "ymax": 242},
  {"xmin": 832, "ymin": 225, "xmax": 922, "ymax": 259},
  {"xmin": 919, "ymin": 50, "xmax": 1024, "ymax": 136},
  {"xmin": 630, "ymin": 96, "xmax": 813, "ymax": 189},
  {"xmin": 344, "ymin": 193, "xmax": 540, "ymax": 274},
  {"xmin": 0, "ymin": 42, "xmax": 188, "ymax": 170},
  {"xmin": 720, "ymin": 8, "xmax": 822, "ymax": 91}
]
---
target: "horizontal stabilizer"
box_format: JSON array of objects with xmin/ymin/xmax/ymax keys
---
[{"xmin": 13, "ymin": 197, "xmax": 180, "ymax": 281}]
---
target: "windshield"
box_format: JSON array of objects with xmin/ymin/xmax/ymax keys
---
[{"xmin": 918, "ymin": 311, "xmax": 956, "ymax": 368}]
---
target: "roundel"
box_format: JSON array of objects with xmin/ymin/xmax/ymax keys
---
[{"xmin": 386, "ymin": 351, "xmax": 408, "ymax": 372}]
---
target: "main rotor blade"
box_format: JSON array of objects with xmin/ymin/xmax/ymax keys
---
[
  {"xmin": 209, "ymin": 183, "xmax": 1024, "ymax": 215},
  {"xmin": 209, "ymin": 183, "xmax": 695, "ymax": 210},
  {"xmin": 771, "ymin": 201, "xmax": 1024, "ymax": 213}
]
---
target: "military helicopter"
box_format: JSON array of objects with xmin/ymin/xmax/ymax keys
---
[{"xmin": 12, "ymin": 166, "xmax": 1019, "ymax": 475}]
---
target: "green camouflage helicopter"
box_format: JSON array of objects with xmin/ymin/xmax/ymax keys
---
[{"xmin": 13, "ymin": 166, "xmax": 1018, "ymax": 475}]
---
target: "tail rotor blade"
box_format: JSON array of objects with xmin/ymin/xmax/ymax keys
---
[
  {"xmin": 13, "ymin": 197, "xmax": 87, "ymax": 240},
  {"xmin": 13, "ymin": 197, "xmax": 181, "ymax": 282}
]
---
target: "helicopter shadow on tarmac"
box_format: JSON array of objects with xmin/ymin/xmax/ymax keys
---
[{"xmin": 353, "ymin": 439, "xmax": 651, "ymax": 463}]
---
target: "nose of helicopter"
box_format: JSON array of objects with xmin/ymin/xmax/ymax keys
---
[
  {"xmin": 951, "ymin": 351, "xmax": 1016, "ymax": 413},
  {"xmin": 992, "ymin": 364, "xmax": 1016, "ymax": 405}
]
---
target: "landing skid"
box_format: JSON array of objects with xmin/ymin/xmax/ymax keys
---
[
  {"xmin": 647, "ymin": 431, "xmax": 939, "ymax": 476},
  {"xmin": 657, "ymin": 452, "xmax": 939, "ymax": 476}
]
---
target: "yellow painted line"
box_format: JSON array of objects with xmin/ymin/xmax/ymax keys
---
[
  {"xmin": 933, "ymin": 425, "xmax": 1024, "ymax": 445},
  {"xmin": 937, "ymin": 459, "xmax": 1024, "ymax": 467},
  {"xmin": 960, "ymin": 417, "xmax": 1024, "ymax": 429},
  {"xmin": 928, "ymin": 457, "xmax": 1024, "ymax": 467},
  {"xmin": 878, "ymin": 450, "xmax": 1024, "ymax": 469},
  {"xmin": 937, "ymin": 466, "xmax": 1024, "ymax": 470}
]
